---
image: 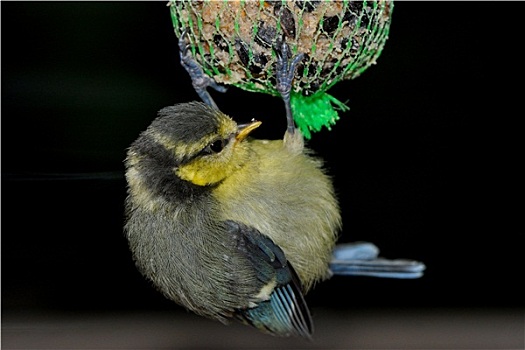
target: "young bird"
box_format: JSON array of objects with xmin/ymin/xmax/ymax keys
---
[
  {"xmin": 124, "ymin": 30, "xmax": 425, "ymax": 339},
  {"xmin": 124, "ymin": 101, "xmax": 340, "ymax": 338}
]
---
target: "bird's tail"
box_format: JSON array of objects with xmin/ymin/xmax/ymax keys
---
[{"xmin": 329, "ymin": 242, "xmax": 426, "ymax": 279}]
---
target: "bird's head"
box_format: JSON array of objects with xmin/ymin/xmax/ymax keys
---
[{"xmin": 125, "ymin": 102, "xmax": 261, "ymax": 204}]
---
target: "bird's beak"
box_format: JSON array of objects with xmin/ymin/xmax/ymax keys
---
[{"xmin": 236, "ymin": 120, "xmax": 262, "ymax": 142}]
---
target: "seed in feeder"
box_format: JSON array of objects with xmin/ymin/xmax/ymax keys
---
[
  {"xmin": 294, "ymin": 1, "xmax": 321, "ymax": 13},
  {"xmin": 255, "ymin": 21, "xmax": 277, "ymax": 48},
  {"xmin": 274, "ymin": 4, "xmax": 296, "ymax": 39}
]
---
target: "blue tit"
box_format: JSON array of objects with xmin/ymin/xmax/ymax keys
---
[{"xmin": 123, "ymin": 29, "xmax": 424, "ymax": 339}]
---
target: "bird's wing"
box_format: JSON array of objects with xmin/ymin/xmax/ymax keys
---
[
  {"xmin": 330, "ymin": 242, "xmax": 426, "ymax": 279},
  {"xmin": 225, "ymin": 220, "xmax": 313, "ymax": 338}
]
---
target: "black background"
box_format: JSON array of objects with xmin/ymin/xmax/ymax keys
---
[{"xmin": 2, "ymin": 0, "xmax": 522, "ymax": 325}]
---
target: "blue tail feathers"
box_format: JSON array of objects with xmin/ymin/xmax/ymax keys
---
[{"xmin": 330, "ymin": 242, "xmax": 426, "ymax": 279}]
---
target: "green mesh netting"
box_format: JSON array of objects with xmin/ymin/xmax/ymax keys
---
[{"xmin": 170, "ymin": 0, "xmax": 393, "ymax": 138}]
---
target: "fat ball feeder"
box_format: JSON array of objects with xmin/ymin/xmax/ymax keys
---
[{"xmin": 170, "ymin": 0, "xmax": 393, "ymax": 138}]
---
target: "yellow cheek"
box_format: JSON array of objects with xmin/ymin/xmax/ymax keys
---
[
  {"xmin": 175, "ymin": 142, "xmax": 250, "ymax": 187},
  {"xmin": 175, "ymin": 163, "xmax": 227, "ymax": 186}
]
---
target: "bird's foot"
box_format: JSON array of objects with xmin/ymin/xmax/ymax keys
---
[
  {"xmin": 274, "ymin": 39, "xmax": 304, "ymax": 135},
  {"xmin": 179, "ymin": 28, "xmax": 227, "ymax": 109}
]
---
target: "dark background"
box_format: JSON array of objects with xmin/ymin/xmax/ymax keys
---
[{"xmin": 1, "ymin": 1, "xmax": 523, "ymax": 348}]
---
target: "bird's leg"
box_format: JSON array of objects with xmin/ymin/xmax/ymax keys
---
[
  {"xmin": 178, "ymin": 28, "xmax": 227, "ymax": 109},
  {"xmin": 275, "ymin": 39, "xmax": 304, "ymax": 135}
]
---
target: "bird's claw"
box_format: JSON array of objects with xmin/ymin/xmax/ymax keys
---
[
  {"xmin": 274, "ymin": 39, "xmax": 304, "ymax": 134},
  {"xmin": 275, "ymin": 42, "xmax": 304, "ymax": 99},
  {"xmin": 178, "ymin": 28, "xmax": 226, "ymax": 109}
]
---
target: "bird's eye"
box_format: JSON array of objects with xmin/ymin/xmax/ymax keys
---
[{"xmin": 208, "ymin": 139, "xmax": 228, "ymax": 153}]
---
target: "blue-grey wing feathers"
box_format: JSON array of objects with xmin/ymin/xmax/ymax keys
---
[{"xmin": 226, "ymin": 220, "xmax": 313, "ymax": 338}]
